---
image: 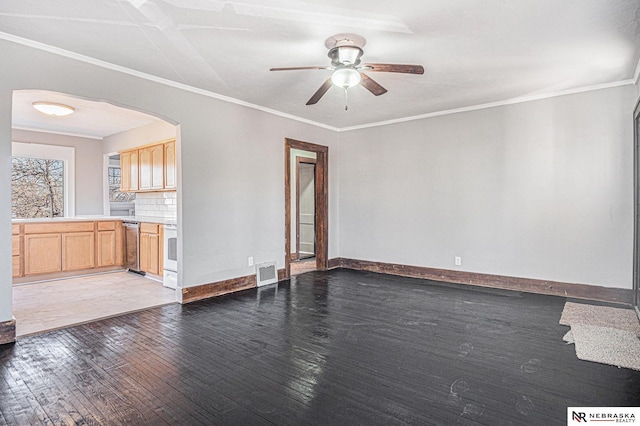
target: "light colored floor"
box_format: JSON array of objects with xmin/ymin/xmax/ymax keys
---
[
  {"xmin": 290, "ymin": 257, "xmax": 317, "ymax": 276},
  {"xmin": 13, "ymin": 271, "xmax": 176, "ymax": 337}
]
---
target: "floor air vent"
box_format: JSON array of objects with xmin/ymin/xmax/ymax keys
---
[{"xmin": 256, "ymin": 262, "xmax": 278, "ymax": 287}]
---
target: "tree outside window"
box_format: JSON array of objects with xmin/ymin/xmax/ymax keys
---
[{"xmin": 12, "ymin": 157, "xmax": 64, "ymax": 218}]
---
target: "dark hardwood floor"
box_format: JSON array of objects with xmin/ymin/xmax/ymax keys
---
[{"xmin": 1, "ymin": 269, "xmax": 639, "ymax": 425}]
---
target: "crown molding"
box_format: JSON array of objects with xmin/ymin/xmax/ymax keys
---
[
  {"xmin": 0, "ymin": 31, "xmax": 635, "ymax": 135},
  {"xmin": 12, "ymin": 126, "xmax": 104, "ymax": 140},
  {"xmin": 338, "ymin": 80, "xmax": 635, "ymax": 132},
  {"xmin": 0, "ymin": 32, "xmax": 340, "ymax": 133}
]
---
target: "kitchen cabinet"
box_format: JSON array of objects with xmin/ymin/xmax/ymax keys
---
[
  {"xmin": 24, "ymin": 233, "xmax": 62, "ymax": 275},
  {"xmin": 97, "ymin": 221, "xmax": 118, "ymax": 267},
  {"xmin": 120, "ymin": 138, "xmax": 176, "ymax": 193},
  {"xmin": 120, "ymin": 149, "xmax": 139, "ymax": 191},
  {"xmin": 139, "ymin": 222, "xmax": 162, "ymax": 275},
  {"xmin": 164, "ymin": 140, "xmax": 176, "ymax": 190},
  {"xmin": 12, "ymin": 224, "xmax": 21, "ymax": 278},
  {"xmin": 139, "ymin": 144, "xmax": 164, "ymax": 191},
  {"xmin": 62, "ymin": 232, "xmax": 95, "ymax": 271},
  {"xmin": 18, "ymin": 220, "xmax": 123, "ymax": 279}
]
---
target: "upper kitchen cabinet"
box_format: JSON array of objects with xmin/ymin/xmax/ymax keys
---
[
  {"xmin": 139, "ymin": 143, "xmax": 164, "ymax": 190},
  {"xmin": 120, "ymin": 138, "xmax": 176, "ymax": 193},
  {"xmin": 164, "ymin": 140, "xmax": 176, "ymax": 190},
  {"xmin": 120, "ymin": 149, "xmax": 139, "ymax": 191}
]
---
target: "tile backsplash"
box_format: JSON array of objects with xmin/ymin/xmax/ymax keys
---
[{"xmin": 134, "ymin": 192, "xmax": 177, "ymax": 219}]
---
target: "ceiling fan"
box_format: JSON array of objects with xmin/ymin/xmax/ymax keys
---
[{"xmin": 270, "ymin": 33, "xmax": 424, "ymax": 109}]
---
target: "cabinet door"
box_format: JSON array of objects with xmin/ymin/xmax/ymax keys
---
[
  {"xmin": 120, "ymin": 151, "xmax": 131, "ymax": 191},
  {"xmin": 97, "ymin": 230, "xmax": 117, "ymax": 267},
  {"xmin": 151, "ymin": 144, "xmax": 164, "ymax": 190},
  {"xmin": 139, "ymin": 232, "xmax": 150, "ymax": 272},
  {"xmin": 120, "ymin": 150, "xmax": 139, "ymax": 191},
  {"xmin": 147, "ymin": 233, "xmax": 160, "ymax": 274},
  {"xmin": 139, "ymin": 231, "xmax": 160, "ymax": 274},
  {"xmin": 62, "ymin": 232, "xmax": 95, "ymax": 271},
  {"xmin": 130, "ymin": 150, "xmax": 139, "ymax": 191},
  {"xmin": 24, "ymin": 234, "xmax": 62, "ymax": 275},
  {"xmin": 12, "ymin": 256, "xmax": 21, "ymax": 278},
  {"xmin": 12, "ymin": 235, "xmax": 21, "ymax": 278},
  {"xmin": 164, "ymin": 140, "xmax": 176, "ymax": 189},
  {"xmin": 139, "ymin": 147, "xmax": 152, "ymax": 190}
]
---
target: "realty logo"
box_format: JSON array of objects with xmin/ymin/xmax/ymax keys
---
[
  {"xmin": 572, "ymin": 411, "xmax": 587, "ymax": 422},
  {"xmin": 568, "ymin": 407, "xmax": 639, "ymax": 424}
]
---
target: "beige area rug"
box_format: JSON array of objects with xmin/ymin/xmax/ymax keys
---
[{"xmin": 560, "ymin": 302, "xmax": 640, "ymax": 371}]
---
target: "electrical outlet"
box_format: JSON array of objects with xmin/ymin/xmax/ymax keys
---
[
  {"xmin": 454, "ymin": 256, "xmax": 462, "ymax": 266},
  {"xmin": 248, "ymin": 256, "xmax": 254, "ymax": 267}
]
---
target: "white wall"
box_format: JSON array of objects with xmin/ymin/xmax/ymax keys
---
[
  {"xmin": 338, "ymin": 85, "xmax": 636, "ymax": 289},
  {"xmin": 0, "ymin": 39, "xmax": 338, "ymax": 323},
  {"xmin": 12, "ymin": 129, "xmax": 103, "ymax": 215}
]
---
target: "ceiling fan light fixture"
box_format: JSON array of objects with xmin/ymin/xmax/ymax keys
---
[
  {"xmin": 337, "ymin": 46, "xmax": 362, "ymax": 65},
  {"xmin": 32, "ymin": 102, "xmax": 75, "ymax": 117},
  {"xmin": 331, "ymin": 68, "xmax": 361, "ymax": 88}
]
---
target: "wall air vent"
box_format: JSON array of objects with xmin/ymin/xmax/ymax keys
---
[{"xmin": 256, "ymin": 261, "xmax": 278, "ymax": 287}]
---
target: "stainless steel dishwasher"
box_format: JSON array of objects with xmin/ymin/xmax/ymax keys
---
[{"xmin": 123, "ymin": 221, "xmax": 144, "ymax": 274}]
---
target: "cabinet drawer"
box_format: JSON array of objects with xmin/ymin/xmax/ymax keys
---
[
  {"xmin": 12, "ymin": 224, "xmax": 19, "ymax": 235},
  {"xmin": 11, "ymin": 235, "xmax": 20, "ymax": 256},
  {"xmin": 25, "ymin": 222, "xmax": 95, "ymax": 234},
  {"xmin": 140, "ymin": 223, "xmax": 159, "ymax": 234},
  {"xmin": 97, "ymin": 221, "xmax": 117, "ymax": 231}
]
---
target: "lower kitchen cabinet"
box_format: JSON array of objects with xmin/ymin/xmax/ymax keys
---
[
  {"xmin": 12, "ymin": 225, "xmax": 21, "ymax": 278},
  {"xmin": 24, "ymin": 233, "xmax": 62, "ymax": 275},
  {"xmin": 97, "ymin": 230, "xmax": 117, "ymax": 267},
  {"xmin": 139, "ymin": 223, "xmax": 161, "ymax": 275},
  {"xmin": 62, "ymin": 232, "xmax": 95, "ymax": 271},
  {"xmin": 97, "ymin": 221, "xmax": 119, "ymax": 267},
  {"xmin": 17, "ymin": 220, "xmax": 124, "ymax": 279}
]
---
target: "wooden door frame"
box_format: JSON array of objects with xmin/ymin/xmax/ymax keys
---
[
  {"xmin": 633, "ymin": 99, "xmax": 640, "ymax": 319},
  {"xmin": 295, "ymin": 157, "xmax": 317, "ymax": 259},
  {"xmin": 285, "ymin": 139, "xmax": 328, "ymax": 278}
]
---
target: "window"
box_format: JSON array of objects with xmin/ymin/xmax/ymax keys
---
[
  {"xmin": 11, "ymin": 142, "xmax": 75, "ymax": 218},
  {"xmin": 108, "ymin": 166, "xmax": 135, "ymax": 202},
  {"xmin": 12, "ymin": 157, "xmax": 64, "ymax": 218}
]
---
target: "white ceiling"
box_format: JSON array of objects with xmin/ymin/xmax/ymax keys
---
[
  {"xmin": 13, "ymin": 90, "xmax": 162, "ymax": 139},
  {"xmin": 3, "ymin": 0, "xmax": 640, "ymax": 135}
]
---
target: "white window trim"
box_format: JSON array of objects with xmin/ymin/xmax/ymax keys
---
[{"xmin": 12, "ymin": 142, "xmax": 76, "ymax": 217}]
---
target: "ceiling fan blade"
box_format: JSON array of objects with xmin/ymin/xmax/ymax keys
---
[
  {"xmin": 360, "ymin": 73, "xmax": 388, "ymax": 96},
  {"xmin": 306, "ymin": 78, "xmax": 333, "ymax": 105},
  {"xmin": 363, "ymin": 63, "xmax": 424, "ymax": 74},
  {"xmin": 270, "ymin": 66, "xmax": 330, "ymax": 71}
]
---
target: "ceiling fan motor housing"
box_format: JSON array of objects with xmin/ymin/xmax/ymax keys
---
[{"xmin": 328, "ymin": 45, "xmax": 363, "ymax": 67}]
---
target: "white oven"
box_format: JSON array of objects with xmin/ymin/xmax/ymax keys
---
[{"xmin": 163, "ymin": 223, "xmax": 178, "ymax": 289}]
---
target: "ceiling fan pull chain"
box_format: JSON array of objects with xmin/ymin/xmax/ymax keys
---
[{"xmin": 344, "ymin": 87, "xmax": 349, "ymax": 110}]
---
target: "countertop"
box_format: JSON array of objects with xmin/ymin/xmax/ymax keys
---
[{"xmin": 12, "ymin": 215, "xmax": 177, "ymax": 226}]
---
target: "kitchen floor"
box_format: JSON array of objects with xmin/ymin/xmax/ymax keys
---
[{"xmin": 13, "ymin": 271, "xmax": 176, "ymax": 337}]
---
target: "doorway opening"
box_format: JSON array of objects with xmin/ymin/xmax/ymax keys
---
[
  {"xmin": 10, "ymin": 89, "xmax": 179, "ymax": 337},
  {"xmin": 285, "ymin": 138, "xmax": 328, "ymax": 278}
]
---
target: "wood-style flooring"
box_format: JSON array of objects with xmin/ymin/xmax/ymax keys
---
[
  {"xmin": 1, "ymin": 269, "xmax": 639, "ymax": 425},
  {"xmin": 13, "ymin": 272, "xmax": 176, "ymax": 337}
]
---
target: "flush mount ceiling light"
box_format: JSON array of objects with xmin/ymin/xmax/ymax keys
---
[{"xmin": 32, "ymin": 102, "xmax": 75, "ymax": 117}]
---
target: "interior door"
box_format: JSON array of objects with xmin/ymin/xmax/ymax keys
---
[
  {"xmin": 297, "ymin": 160, "xmax": 316, "ymax": 259},
  {"xmin": 634, "ymin": 100, "xmax": 640, "ymax": 319}
]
